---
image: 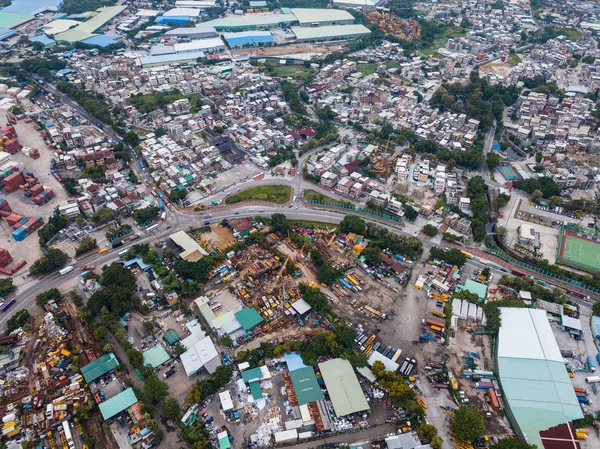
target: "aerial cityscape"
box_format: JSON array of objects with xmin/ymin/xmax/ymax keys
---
[{"xmin": 1, "ymin": 0, "xmax": 600, "ymax": 448}]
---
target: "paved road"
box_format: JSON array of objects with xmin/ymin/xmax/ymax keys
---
[{"xmin": 284, "ymin": 424, "xmax": 397, "ymax": 449}]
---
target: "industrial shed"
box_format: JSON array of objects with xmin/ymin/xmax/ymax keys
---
[
  {"xmin": 203, "ymin": 13, "xmax": 297, "ymax": 31},
  {"xmin": 318, "ymin": 358, "xmax": 369, "ymax": 417},
  {"xmin": 142, "ymin": 345, "xmax": 171, "ymax": 369},
  {"xmin": 332, "ymin": 0, "xmax": 383, "ymax": 9},
  {"xmin": 223, "ymin": 31, "xmax": 274, "ymax": 48},
  {"xmin": 289, "ymin": 366, "xmax": 324, "ymax": 405},
  {"xmin": 290, "ymin": 8, "xmax": 354, "ymax": 27},
  {"xmin": 98, "ymin": 388, "xmax": 138, "ymax": 420},
  {"xmin": 234, "ymin": 307, "xmax": 263, "ymax": 331},
  {"xmin": 497, "ymin": 308, "xmax": 582, "ymax": 448},
  {"xmin": 170, "ymin": 230, "xmax": 209, "ymax": 262},
  {"xmin": 165, "ymin": 26, "xmax": 216, "ymax": 39},
  {"xmin": 81, "ymin": 352, "xmax": 120, "ymax": 383},
  {"xmin": 291, "ymin": 24, "xmax": 371, "ymax": 42}
]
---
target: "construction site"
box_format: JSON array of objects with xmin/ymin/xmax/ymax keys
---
[{"xmin": 365, "ymin": 11, "xmax": 422, "ymax": 42}]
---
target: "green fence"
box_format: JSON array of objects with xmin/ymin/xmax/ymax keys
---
[
  {"xmin": 486, "ymin": 247, "xmax": 600, "ymax": 295},
  {"xmin": 303, "ymin": 198, "xmax": 402, "ymax": 223},
  {"xmin": 108, "ymin": 228, "xmax": 133, "ymax": 242}
]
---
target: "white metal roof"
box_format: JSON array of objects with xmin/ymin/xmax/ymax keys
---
[
  {"xmin": 290, "ymin": 8, "xmax": 353, "ymax": 24},
  {"xmin": 163, "ymin": 7, "xmax": 202, "ymax": 16},
  {"xmin": 219, "ymin": 390, "xmax": 234, "ymax": 411},
  {"xmin": 368, "ymin": 350, "xmax": 399, "ymax": 372},
  {"xmin": 497, "ymin": 308, "xmax": 563, "ymax": 362},
  {"xmin": 173, "ymin": 38, "xmax": 224, "ymax": 53},
  {"xmin": 561, "ymin": 315, "xmax": 583, "ymax": 331},
  {"xmin": 291, "ymin": 298, "xmax": 311, "ymax": 315}
]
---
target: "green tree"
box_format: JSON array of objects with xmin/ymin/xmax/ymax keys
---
[
  {"xmin": 123, "ymin": 131, "xmax": 140, "ymax": 147},
  {"xmin": 592, "ymin": 301, "xmax": 600, "ymax": 317},
  {"xmin": 270, "ymin": 213, "xmax": 290, "ymax": 233},
  {"xmin": 144, "ymin": 375, "xmax": 170, "ymax": 404},
  {"xmin": 486, "ymin": 152, "xmax": 501, "ymax": 169},
  {"xmin": 36, "ymin": 288, "xmax": 62, "ymax": 307},
  {"xmin": 221, "ymin": 335, "xmax": 233, "ymax": 347},
  {"xmin": 30, "ymin": 249, "xmax": 69, "ymax": 275},
  {"xmin": 404, "ymin": 204, "xmax": 418, "ymax": 221},
  {"xmin": 162, "ymin": 398, "xmax": 182, "ymax": 421},
  {"xmin": 91, "ymin": 207, "xmax": 116, "ymax": 225},
  {"xmin": 133, "ymin": 206, "xmax": 160, "ymax": 225},
  {"xmin": 422, "ymin": 224, "xmax": 438, "ymax": 237},
  {"xmin": 75, "ymin": 237, "xmax": 98, "ymax": 256},
  {"xmin": 155, "ymin": 127, "xmax": 167, "ymax": 137},
  {"xmin": 489, "ymin": 439, "xmax": 536, "ymax": 449},
  {"xmin": 417, "ymin": 423, "xmax": 438, "ymax": 441},
  {"xmin": 430, "ymin": 436, "xmax": 444, "ymax": 449},
  {"xmin": 339, "ymin": 215, "xmax": 366, "ymax": 234},
  {"xmin": 450, "ymin": 405, "xmax": 486, "ymax": 442}
]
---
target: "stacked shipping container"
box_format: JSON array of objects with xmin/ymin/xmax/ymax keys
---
[{"xmin": 12, "ymin": 216, "xmax": 43, "ymax": 241}]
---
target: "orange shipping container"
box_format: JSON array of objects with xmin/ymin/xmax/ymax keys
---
[{"xmin": 488, "ymin": 388, "xmax": 499, "ymax": 409}]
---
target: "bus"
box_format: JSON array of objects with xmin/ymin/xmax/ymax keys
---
[
  {"xmin": 210, "ymin": 303, "xmax": 223, "ymax": 312},
  {"xmin": 98, "ymin": 248, "xmax": 109, "ymax": 254},
  {"xmin": 118, "ymin": 250, "xmax": 128, "ymax": 259},
  {"xmin": 146, "ymin": 224, "xmax": 159, "ymax": 234},
  {"xmin": 0, "ymin": 298, "xmax": 16, "ymax": 312},
  {"xmin": 59, "ymin": 266, "xmax": 74, "ymax": 276}
]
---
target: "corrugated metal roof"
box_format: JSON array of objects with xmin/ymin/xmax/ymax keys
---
[
  {"xmin": 290, "ymin": 8, "xmax": 353, "ymax": 25},
  {"xmin": 289, "ymin": 366, "xmax": 324, "ymax": 405},
  {"xmin": 223, "ymin": 31, "xmax": 274, "ymax": 46},
  {"xmin": 498, "ymin": 309, "xmax": 583, "ymax": 448},
  {"xmin": 81, "ymin": 352, "xmax": 120, "ymax": 383},
  {"xmin": 98, "ymin": 388, "xmax": 138, "ymax": 420},
  {"xmin": 203, "ymin": 13, "xmax": 297, "ymax": 30},
  {"xmin": 54, "ymin": 6, "xmax": 126, "ymax": 42},
  {"xmin": 318, "ymin": 358, "xmax": 369, "ymax": 416},
  {"xmin": 163, "ymin": 329, "xmax": 181, "ymax": 346},
  {"xmin": 291, "ymin": 24, "xmax": 371, "ymax": 41},
  {"xmin": 142, "ymin": 345, "xmax": 171, "ymax": 368},
  {"xmin": 234, "ymin": 307, "xmax": 263, "ymax": 331}
]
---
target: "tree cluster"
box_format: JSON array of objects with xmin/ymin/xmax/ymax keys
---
[
  {"xmin": 75, "ymin": 237, "xmax": 98, "ymax": 256},
  {"xmin": 429, "ymin": 247, "xmax": 467, "ymax": 267},
  {"xmin": 512, "ymin": 177, "xmax": 561, "ymax": 199},
  {"xmin": 6, "ymin": 309, "xmax": 30, "ymax": 333},
  {"xmin": 56, "ymin": 81, "xmax": 112, "ymax": 124},
  {"xmin": 91, "ymin": 207, "xmax": 115, "ymax": 225},
  {"xmin": 483, "ymin": 300, "xmax": 528, "ymax": 334},
  {"xmin": 467, "ymin": 176, "xmax": 490, "ymax": 242},
  {"xmin": 61, "ymin": 0, "xmax": 116, "ymax": 15},
  {"xmin": 450, "ymin": 405, "xmax": 486, "ymax": 442},
  {"xmin": 87, "ymin": 264, "xmax": 138, "ymax": 316},
  {"xmin": 412, "ymin": 139, "xmax": 484, "ymax": 171},
  {"xmin": 30, "ymin": 248, "xmax": 69, "ymax": 275},
  {"xmin": 280, "ymin": 81, "xmax": 306, "ymax": 115},
  {"xmin": 36, "ymin": 288, "xmax": 62, "ymax": 307},
  {"xmin": 38, "ymin": 213, "xmax": 69, "ymax": 247},
  {"xmin": 422, "ymin": 224, "xmax": 438, "ymax": 237},
  {"xmin": 133, "ymin": 206, "xmax": 160, "ymax": 225}
]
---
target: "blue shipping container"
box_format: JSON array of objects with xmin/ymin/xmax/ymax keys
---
[{"xmin": 587, "ymin": 355, "xmax": 596, "ymax": 372}]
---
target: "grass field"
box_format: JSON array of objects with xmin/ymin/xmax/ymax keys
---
[
  {"xmin": 508, "ymin": 53, "xmax": 521, "ymax": 66},
  {"xmin": 560, "ymin": 233, "xmax": 600, "ymax": 272},
  {"xmin": 420, "ymin": 27, "xmax": 467, "ymax": 56},
  {"xmin": 289, "ymin": 220, "xmax": 338, "ymax": 230},
  {"xmin": 225, "ymin": 185, "xmax": 291, "ymax": 205},
  {"xmin": 304, "ymin": 189, "xmax": 354, "ymax": 207},
  {"xmin": 355, "ymin": 62, "xmax": 400, "ymax": 76}
]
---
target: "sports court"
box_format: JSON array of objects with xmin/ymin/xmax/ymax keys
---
[{"xmin": 558, "ymin": 229, "xmax": 600, "ymax": 272}]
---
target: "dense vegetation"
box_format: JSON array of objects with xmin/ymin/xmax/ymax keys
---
[
  {"xmin": 57, "ymin": 81, "xmax": 113, "ymax": 124},
  {"xmin": 512, "ymin": 177, "xmax": 561, "ymax": 199},
  {"xmin": 88, "ymin": 264, "xmax": 138, "ymax": 316},
  {"xmin": 483, "ymin": 300, "xmax": 528, "ymax": 334},
  {"xmin": 498, "ymin": 275, "xmax": 565, "ymax": 303},
  {"xmin": 450, "ymin": 405, "xmax": 485, "ymax": 442},
  {"xmin": 61, "ymin": 0, "xmax": 116, "ymax": 15},
  {"xmin": 75, "ymin": 237, "xmax": 98, "ymax": 256},
  {"xmin": 430, "ymin": 71, "xmax": 520, "ymax": 132},
  {"xmin": 225, "ymin": 185, "xmax": 291, "ymax": 205},
  {"xmin": 30, "ymin": 249, "xmax": 69, "ymax": 275},
  {"xmin": 429, "ymin": 247, "xmax": 467, "ymax": 267},
  {"xmin": 466, "ymin": 176, "xmax": 490, "ymax": 242},
  {"xmin": 129, "ymin": 90, "xmax": 205, "ymax": 114},
  {"xmin": 133, "ymin": 206, "xmax": 160, "ymax": 225},
  {"xmin": 38, "ymin": 213, "xmax": 69, "ymax": 248}
]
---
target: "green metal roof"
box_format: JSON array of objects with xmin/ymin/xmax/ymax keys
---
[
  {"xmin": 241, "ymin": 367, "xmax": 263, "ymax": 383},
  {"xmin": 289, "ymin": 366, "xmax": 324, "ymax": 405},
  {"xmin": 81, "ymin": 352, "xmax": 120, "ymax": 383},
  {"xmin": 318, "ymin": 358, "xmax": 369, "ymax": 417},
  {"xmin": 218, "ymin": 432, "xmax": 231, "ymax": 449},
  {"xmin": 54, "ymin": 6, "xmax": 126, "ymax": 42},
  {"xmin": 98, "ymin": 388, "xmax": 138, "ymax": 420},
  {"xmin": 142, "ymin": 345, "xmax": 171, "ymax": 368},
  {"xmin": 457, "ymin": 279, "xmax": 488, "ymax": 301},
  {"xmin": 249, "ymin": 380, "xmax": 262, "ymax": 401},
  {"xmin": 163, "ymin": 329, "xmax": 181, "ymax": 346},
  {"xmin": 234, "ymin": 308, "xmax": 263, "ymax": 331}
]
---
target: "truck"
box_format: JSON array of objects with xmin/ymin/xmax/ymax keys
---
[
  {"xmin": 586, "ymin": 376, "xmax": 600, "ymax": 383},
  {"xmin": 161, "ymin": 211, "xmax": 167, "ymax": 221},
  {"xmin": 423, "ymin": 319, "xmax": 445, "ymax": 329},
  {"xmin": 59, "ymin": 266, "xmax": 74, "ymax": 276},
  {"xmin": 587, "ymin": 355, "xmax": 596, "ymax": 373},
  {"xmin": 164, "ymin": 367, "xmax": 176, "ymax": 379},
  {"xmin": 488, "ymin": 389, "xmax": 499, "ymax": 409},
  {"xmin": 111, "ymin": 240, "xmax": 124, "ymax": 249}
]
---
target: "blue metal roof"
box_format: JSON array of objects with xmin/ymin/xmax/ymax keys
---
[
  {"xmin": 1, "ymin": 0, "xmax": 63, "ymax": 14},
  {"xmin": 155, "ymin": 15, "xmax": 192, "ymax": 25},
  {"xmin": 81, "ymin": 35, "xmax": 120, "ymax": 47},
  {"xmin": 223, "ymin": 31, "xmax": 273, "ymax": 46},
  {"xmin": 0, "ymin": 28, "xmax": 16, "ymax": 40},
  {"xmin": 30, "ymin": 34, "xmax": 54, "ymax": 45},
  {"xmin": 139, "ymin": 50, "xmax": 206, "ymax": 66}
]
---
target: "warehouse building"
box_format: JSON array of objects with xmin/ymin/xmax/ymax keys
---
[
  {"xmin": 170, "ymin": 230, "xmax": 210, "ymax": 261},
  {"xmin": 165, "ymin": 25, "xmax": 217, "ymax": 39},
  {"xmin": 332, "ymin": 0, "xmax": 384, "ymax": 9},
  {"xmin": 150, "ymin": 38, "xmax": 225, "ymax": 54},
  {"xmin": 175, "ymin": 0, "xmax": 217, "ymax": 8},
  {"xmin": 497, "ymin": 308, "xmax": 583, "ymax": 449},
  {"xmin": 223, "ymin": 31, "xmax": 274, "ymax": 48},
  {"xmin": 138, "ymin": 50, "xmax": 206, "ymax": 68},
  {"xmin": 290, "ymin": 8, "xmax": 354, "ymax": 27},
  {"xmin": 81, "ymin": 352, "xmax": 120, "ymax": 383},
  {"xmin": 98, "ymin": 388, "xmax": 138, "ymax": 420},
  {"xmin": 202, "ymin": 13, "xmax": 297, "ymax": 31},
  {"xmin": 318, "ymin": 358, "xmax": 369, "ymax": 417},
  {"xmin": 291, "ymin": 24, "xmax": 371, "ymax": 42}
]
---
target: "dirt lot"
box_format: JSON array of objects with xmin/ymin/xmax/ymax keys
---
[
  {"xmin": 201, "ymin": 224, "xmax": 237, "ymax": 252},
  {"xmin": 231, "ymin": 43, "xmax": 343, "ymax": 58}
]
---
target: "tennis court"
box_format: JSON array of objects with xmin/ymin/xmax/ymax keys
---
[
  {"xmin": 498, "ymin": 165, "xmax": 519, "ymax": 181},
  {"xmin": 559, "ymin": 231, "xmax": 600, "ymax": 272}
]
